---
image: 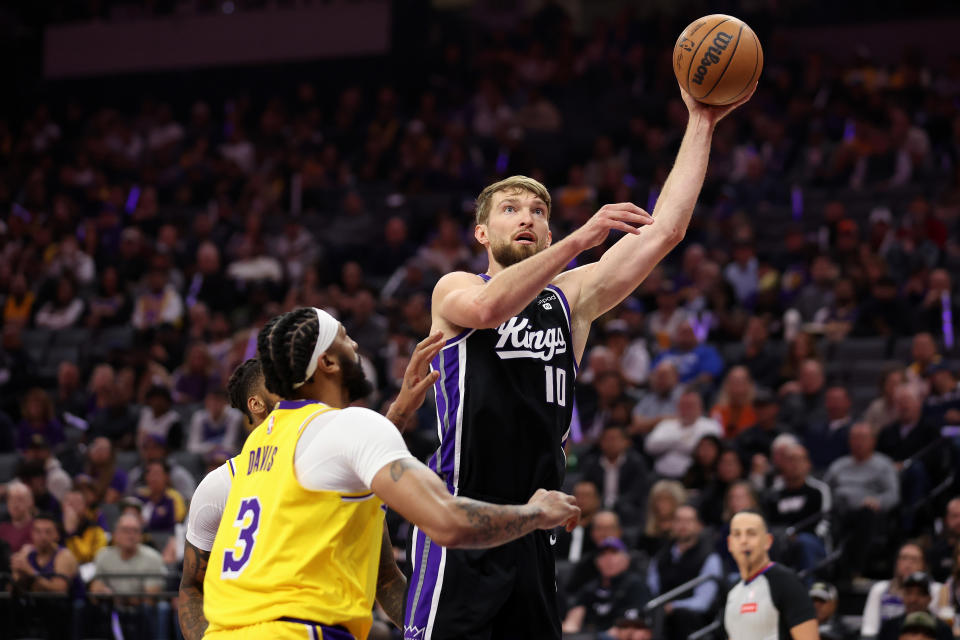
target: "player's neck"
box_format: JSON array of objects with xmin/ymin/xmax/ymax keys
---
[{"xmin": 295, "ymin": 378, "xmax": 348, "ymax": 409}]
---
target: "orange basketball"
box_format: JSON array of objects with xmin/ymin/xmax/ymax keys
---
[{"xmin": 673, "ymin": 14, "xmax": 763, "ymax": 106}]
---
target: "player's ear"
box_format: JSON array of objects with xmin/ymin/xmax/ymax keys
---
[
  {"xmin": 765, "ymin": 532, "xmax": 773, "ymax": 551},
  {"xmin": 317, "ymin": 352, "xmax": 339, "ymax": 374},
  {"xmin": 545, "ymin": 229, "xmax": 552, "ymax": 248},
  {"xmin": 247, "ymin": 395, "xmax": 262, "ymax": 417},
  {"xmin": 475, "ymin": 224, "xmax": 489, "ymax": 247}
]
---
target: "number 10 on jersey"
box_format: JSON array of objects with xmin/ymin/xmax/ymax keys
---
[{"xmin": 544, "ymin": 365, "xmax": 566, "ymax": 406}]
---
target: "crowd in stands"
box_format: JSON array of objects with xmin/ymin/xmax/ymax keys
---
[{"xmin": 1, "ymin": 1, "xmax": 960, "ymax": 638}]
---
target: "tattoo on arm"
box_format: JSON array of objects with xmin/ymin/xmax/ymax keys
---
[
  {"xmin": 389, "ymin": 459, "xmax": 412, "ymax": 482},
  {"xmin": 451, "ymin": 498, "xmax": 541, "ymax": 547},
  {"xmin": 375, "ymin": 524, "xmax": 407, "ymax": 628},
  {"xmin": 178, "ymin": 542, "xmax": 210, "ymax": 640}
]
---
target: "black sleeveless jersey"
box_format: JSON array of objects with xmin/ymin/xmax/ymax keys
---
[{"xmin": 427, "ymin": 276, "xmax": 576, "ymax": 504}]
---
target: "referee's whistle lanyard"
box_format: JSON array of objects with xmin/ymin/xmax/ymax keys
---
[{"xmin": 745, "ymin": 561, "xmax": 775, "ymax": 584}]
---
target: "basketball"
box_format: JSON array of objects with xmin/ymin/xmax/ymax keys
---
[{"xmin": 673, "ymin": 14, "xmax": 763, "ymax": 106}]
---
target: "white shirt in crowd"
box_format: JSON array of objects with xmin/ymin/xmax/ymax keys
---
[{"xmin": 644, "ymin": 415, "xmax": 723, "ymax": 479}]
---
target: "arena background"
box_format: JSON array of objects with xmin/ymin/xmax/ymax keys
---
[{"xmin": 2, "ymin": 0, "xmax": 960, "ymax": 638}]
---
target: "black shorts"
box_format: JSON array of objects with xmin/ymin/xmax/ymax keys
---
[{"xmin": 403, "ymin": 528, "xmax": 560, "ymax": 640}]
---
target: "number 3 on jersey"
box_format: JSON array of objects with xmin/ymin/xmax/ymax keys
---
[
  {"xmin": 544, "ymin": 365, "xmax": 566, "ymax": 406},
  {"xmin": 221, "ymin": 497, "xmax": 261, "ymax": 579}
]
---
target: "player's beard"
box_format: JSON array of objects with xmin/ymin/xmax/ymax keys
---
[
  {"xmin": 341, "ymin": 354, "xmax": 374, "ymax": 403},
  {"xmin": 489, "ymin": 234, "xmax": 546, "ymax": 268}
]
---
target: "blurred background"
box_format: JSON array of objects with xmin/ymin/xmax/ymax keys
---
[{"xmin": 1, "ymin": 0, "xmax": 960, "ymax": 638}]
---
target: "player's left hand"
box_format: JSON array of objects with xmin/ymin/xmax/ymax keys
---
[
  {"xmin": 391, "ymin": 331, "xmax": 444, "ymax": 430},
  {"xmin": 680, "ymin": 80, "xmax": 757, "ymax": 127}
]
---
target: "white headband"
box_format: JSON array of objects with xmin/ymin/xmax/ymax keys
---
[{"xmin": 292, "ymin": 307, "xmax": 340, "ymax": 389}]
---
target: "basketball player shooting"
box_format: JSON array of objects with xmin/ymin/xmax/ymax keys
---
[{"xmin": 404, "ymin": 83, "xmax": 756, "ymax": 640}]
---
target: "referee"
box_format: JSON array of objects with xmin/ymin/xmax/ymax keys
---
[{"xmin": 722, "ymin": 510, "xmax": 820, "ymax": 640}]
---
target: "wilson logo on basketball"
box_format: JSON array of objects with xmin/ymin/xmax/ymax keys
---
[{"xmin": 691, "ymin": 31, "xmax": 734, "ymax": 85}]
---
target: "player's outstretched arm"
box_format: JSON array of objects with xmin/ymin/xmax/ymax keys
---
[
  {"xmin": 375, "ymin": 521, "xmax": 407, "ymax": 628},
  {"xmin": 178, "ymin": 541, "xmax": 210, "ymax": 640},
  {"xmin": 789, "ymin": 619, "xmax": 820, "ymax": 640},
  {"xmin": 371, "ymin": 458, "xmax": 579, "ymax": 549},
  {"xmin": 559, "ymin": 83, "xmax": 757, "ymax": 332},
  {"xmin": 435, "ymin": 203, "xmax": 653, "ymax": 331},
  {"xmin": 384, "ymin": 331, "xmax": 444, "ymax": 432}
]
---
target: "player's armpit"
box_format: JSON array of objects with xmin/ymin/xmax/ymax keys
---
[
  {"xmin": 789, "ymin": 619, "xmax": 820, "ymax": 640},
  {"xmin": 178, "ymin": 541, "xmax": 210, "ymax": 640},
  {"xmin": 375, "ymin": 522, "xmax": 407, "ymax": 628}
]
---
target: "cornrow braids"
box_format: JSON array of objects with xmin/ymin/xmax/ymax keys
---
[
  {"xmin": 227, "ymin": 358, "xmax": 263, "ymax": 423},
  {"xmin": 256, "ymin": 308, "xmax": 320, "ymax": 399}
]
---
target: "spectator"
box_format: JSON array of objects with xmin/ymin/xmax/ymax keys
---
[
  {"xmin": 765, "ymin": 444, "xmax": 831, "ymax": 578},
  {"xmin": 652, "ymin": 322, "xmax": 724, "ymax": 393},
  {"xmin": 813, "ymin": 278, "xmax": 860, "ymax": 342},
  {"xmin": 183, "ymin": 242, "xmax": 236, "ymax": 314},
  {"xmin": 638, "ymin": 480, "xmax": 687, "ymax": 557},
  {"xmin": 562, "ymin": 536, "xmax": 649, "ymax": 635},
  {"xmin": 603, "ymin": 319, "xmax": 652, "ymax": 388},
  {"xmin": 581, "ymin": 424, "xmax": 649, "ymax": 526},
  {"xmin": 710, "ymin": 365, "xmax": 758, "ymax": 438},
  {"xmin": 933, "ymin": 542, "xmax": 960, "ymax": 635},
  {"xmin": 826, "ymin": 423, "xmax": 900, "ymax": 578},
  {"xmin": 134, "ymin": 460, "xmax": 186, "ymax": 537},
  {"xmin": 34, "ymin": 275, "xmax": 85, "ymax": 330},
  {"xmin": 564, "ymin": 509, "xmax": 644, "ymax": 597},
  {"xmin": 699, "ymin": 447, "xmax": 746, "ymax": 528},
  {"xmin": 86, "ymin": 265, "xmax": 130, "ymax": 328},
  {"xmin": 555, "ymin": 480, "xmax": 602, "ymax": 563},
  {"xmin": 895, "ymin": 612, "xmax": 946, "ymax": 640},
  {"xmin": 87, "ymin": 365, "xmax": 139, "ymax": 449},
  {"xmin": 10, "ymin": 512, "xmax": 80, "ymax": 595},
  {"xmin": 906, "ymin": 333, "xmax": 943, "ymax": 385},
  {"xmin": 137, "ymin": 386, "xmax": 183, "ymax": 451},
  {"xmin": 683, "ymin": 434, "xmax": 722, "ymax": 493},
  {"xmin": 878, "ymin": 572, "xmax": 953, "ymax": 640},
  {"xmin": 82, "ymin": 439, "xmax": 127, "ymax": 509},
  {"xmin": 780, "ymin": 332, "xmax": 821, "ymax": 387},
  {"xmin": 89, "ymin": 513, "xmax": 168, "ymax": 639},
  {"xmin": 780, "ymin": 358, "xmax": 828, "ymax": 435},
  {"xmin": 54, "ymin": 361, "xmax": 88, "ymax": 423},
  {"xmin": 131, "ymin": 266, "xmax": 184, "ymax": 330},
  {"xmin": 21, "ymin": 435, "xmax": 71, "ymax": 502},
  {"xmin": 645, "ymin": 389, "xmax": 723, "ymax": 479},
  {"xmin": 630, "ymin": 360, "xmax": 681, "ymax": 438},
  {"xmin": 17, "ymin": 460, "xmax": 63, "ymax": 519},
  {"xmin": 646, "ymin": 505, "xmax": 722, "ymax": 640},
  {"xmin": 127, "ymin": 434, "xmax": 196, "ymax": 501},
  {"xmin": 929, "ymin": 498, "xmax": 960, "ymax": 583},
  {"xmin": 3, "ymin": 272, "xmax": 35, "ymax": 326},
  {"xmin": 866, "ymin": 368, "xmax": 908, "ymax": 434},
  {"xmin": 647, "ymin": 281, "xmax": 689, "ymax": 351},
  {"xmin": 724, "ymin": 235, "xmax": 759, "ymax": 306},
  {"xmin": 0, "ymin": 481, "xmax": 35, "ymax": 553},
  {"xmin": 186, "ymin": 389, "xmax": 243, "ymax": 456},
  {"xmin": 345, "ymin": 289, "xmax": 389, "ymax": 363},
  {"xmin": 794, "ymin": 255, "xmax": 838, "ymax": 321},
  {"xmin": 861, "ymin": 541, "xmax": 943, "ymax": 637},
  {"xmin": 923, "ymin": 364, "xmax": 960, "ymax": 427},
  {"xmin": 917, "ymin": 269, "xmax": 960, "ymax": 347},
  {"xmin": 805, "ymin": 385, "xmax": 855, "ymax": 471},
  {"xmin": 61, "ymin": 483, "xmax": 107, "ymax": 565},
  {"xmin": 857, "ymin": 276, "xmax": 915, "ymax": 338},
  {"xmin": 811, "ymin": 582, "xmax": 856, "ymax": 640},
  {"xmin": 735, "ymin": 388, "xmax": 786, "ymax": 462},
  {"xmin": 16, "ymin": 388, "xmax": 65, "ymax": 452},
  {"xmin": 47, "ymin": 235, "xmax": 95, "ymax": 286},
  {"xmin": 171, "ymin": 343, "xmax": 220, "ymax": 405},
  {"xmin": 736, "ymin": 316, "xmax": 782, "ymax": 391}
]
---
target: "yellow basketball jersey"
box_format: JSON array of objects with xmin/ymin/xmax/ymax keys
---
[{"xmin": 204, "ymin": 399, "xmax": 385, "ymax": 639}]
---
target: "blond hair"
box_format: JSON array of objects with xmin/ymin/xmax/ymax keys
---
[
  {"xmin": 644, "ymin": 479, "xmax": 687, "ymax": 537},
  {"xmin": 474, "ymin": 175, "xmax": 552, "ymax": 226}
]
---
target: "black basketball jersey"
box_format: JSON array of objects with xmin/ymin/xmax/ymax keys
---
[{"xmin": 427, "ymin": 275, "xmax": 576, "ymax": 504}]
